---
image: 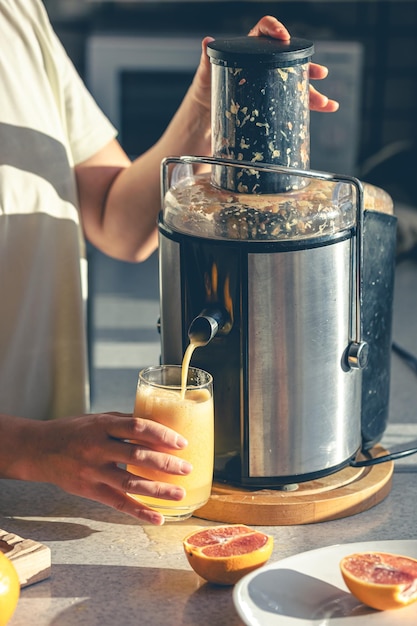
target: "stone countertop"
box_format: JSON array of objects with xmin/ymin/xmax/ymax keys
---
[
  {"xmin": 2, "ymin": 258, "xmax": 416, "ymax": 625},
  {"xmin": 0, "ymin": 466, "xmax": 416, "ymax": 626}
]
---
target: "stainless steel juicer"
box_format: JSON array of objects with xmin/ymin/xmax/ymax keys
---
[{"xmin": 158, "ymin": 36, "xmax": 396, "ymax": 486}]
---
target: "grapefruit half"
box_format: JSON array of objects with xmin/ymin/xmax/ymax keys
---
[
  {"xmin": 183, "ymin": 524, "xmax": 273, "ymax": 586},
  {"xmin": 340, "ymin": 551, "xmax": 417, "ymax": 611}
]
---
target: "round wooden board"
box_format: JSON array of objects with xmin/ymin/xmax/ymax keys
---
[{"xmin": 194, "ymin": 445, "xmax": 394, "ymax": 525}]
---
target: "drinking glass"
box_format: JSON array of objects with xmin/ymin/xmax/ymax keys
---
[{"xmin": 127, "ymin": 365, "xmax": 214, "ymax": 521}]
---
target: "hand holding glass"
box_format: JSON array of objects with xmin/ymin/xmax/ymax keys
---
[{"xmin": 127, "ymin": 365, "xmax": 214, "ymax": 521}]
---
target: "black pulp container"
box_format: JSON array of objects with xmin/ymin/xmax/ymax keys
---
[{"xmin": 361, "ymin": 210, "xmax": 397, "ymax": 448}]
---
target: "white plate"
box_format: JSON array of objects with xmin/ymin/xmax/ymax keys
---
[{"xmin": 233, "ymin": 540, "xmax": 417, "ymax": 626}]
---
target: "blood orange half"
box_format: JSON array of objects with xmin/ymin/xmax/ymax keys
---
[
  {"xmin": 340, "ymin": 551, "xmax": 417, "ymax": 611},
  {"xmin": 183, "ymin": 524, "xmax": 273, "ymax": 586}
]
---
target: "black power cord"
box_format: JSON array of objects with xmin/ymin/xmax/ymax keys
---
[
  {"xmin": 351, "ymin": 447, "xmax": 417, "ymax": 468},
  {"xmin": 392, "ymin": 341, "xmax": 417, "ymax": 375}
]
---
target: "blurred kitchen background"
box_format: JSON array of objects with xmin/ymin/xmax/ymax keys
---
[{"xmin": 43, "ymin": 1, "xmax": 417, "ymax": 415}]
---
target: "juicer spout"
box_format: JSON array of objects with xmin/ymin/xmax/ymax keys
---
[{"xmin": 188, "ymin": 308, "xmax": 229, "ymax": 347}]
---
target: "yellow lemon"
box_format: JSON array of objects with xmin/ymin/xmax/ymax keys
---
[{"xmin": 0, "ymin": 552, "xmax": 20, "ymax": 626}]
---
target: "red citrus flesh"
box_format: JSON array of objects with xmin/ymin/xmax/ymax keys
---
[
  {"xmin": 183, "ymin": 524, "xmax": 273, "ymax": 585},
  {"xmin": 340, "ymin": 552, "xmax": 417, "ymax": 611}
]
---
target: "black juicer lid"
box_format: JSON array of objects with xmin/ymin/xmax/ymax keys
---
[{"xmin": 207, "ymin": 36, "xmax": 314, "ymax": 67}]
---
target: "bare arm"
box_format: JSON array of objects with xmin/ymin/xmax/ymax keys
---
[
  {"xmin": 75, "ymin": 15, "xmax": 338, "ymax": 262},
  {"xmin": 0, "ymin": 412, "xmax": 191, "ymax": 525}
]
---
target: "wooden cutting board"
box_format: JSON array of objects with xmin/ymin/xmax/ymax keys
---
[
  {"xmin": 195, "ymin": 444, "xmax": 394, "ymax": 526},
  {"xmin": 0, "ymin": 529, "xmax": 51, "ymax": 587}
]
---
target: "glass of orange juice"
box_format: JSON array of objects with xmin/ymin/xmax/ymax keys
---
[{"xmin": 127, "ymin": 365, "xmax": 214, "ymax": 521}]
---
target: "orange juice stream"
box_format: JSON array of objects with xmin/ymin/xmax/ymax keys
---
[{"xmin": 181, "ymin": 341, "xmax": 197, "ymax": 398}]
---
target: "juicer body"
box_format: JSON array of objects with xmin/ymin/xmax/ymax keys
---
[{"xmin": 159, "ymin": 221, "xmax": 363, "ymax": 485}]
